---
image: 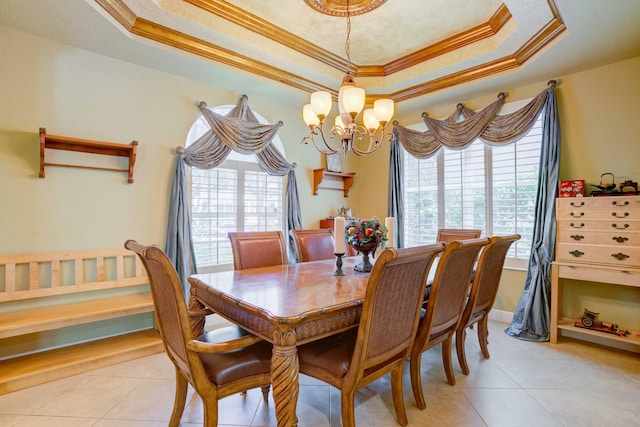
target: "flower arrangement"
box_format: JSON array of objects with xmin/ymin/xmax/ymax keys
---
[{"xmin": 345, "ymin": 217, "xmax": 388, "ymax": 249}]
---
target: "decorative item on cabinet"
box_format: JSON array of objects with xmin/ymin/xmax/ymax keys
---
[
  {"xmin": 620, "ymin": 180, "xmax": 639, "ymax": 193},
  {"xmin": 589, "ymin": 172, "xmax": 639, "ymax": 196},
  {"xmin": 559, "ymin": 180, "xmax": 585, "ymax": 197},
  {"xmin": 551, "ymin": 195, "xmax": 640, "ymax": 352},
  {"xmin": 39, "ymin": 128, "xmax": 138, "ymax": 183},
  {"xmin": 312, "ymin": 168, "xmax": 355, "ymax": 197}
]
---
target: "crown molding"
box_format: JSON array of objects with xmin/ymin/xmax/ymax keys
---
[
  {"xmin": 390, "ymin": 3, "xmax": 566, "ymax": 102},
  {"xmin": 357, "ymin": 3, "xmax": 512, "ymax": 77},
  {"xmin": 95, "ymin": 0, "xmax": 565, "ymax": 103}
]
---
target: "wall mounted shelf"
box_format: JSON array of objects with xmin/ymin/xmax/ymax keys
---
[
  {"xmin": 313, "ymin": 169, "xmax": 355, "ymax": 197},
  {"xmin": 39, "ymin": 128, "xmax": 138, "ymax": 183}
]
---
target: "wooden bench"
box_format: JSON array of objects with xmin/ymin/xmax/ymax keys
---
[{"xmin": 0, "ymin": 248, "xmax": 163, "ymax": 394}]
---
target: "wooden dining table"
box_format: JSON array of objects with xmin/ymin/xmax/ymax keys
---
[{"xmin": 187, "ymin": 256, "xmax": 374, "ymax": 427}]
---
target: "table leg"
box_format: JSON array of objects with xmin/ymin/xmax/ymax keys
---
[
  {"xmin": 271, "ymin": 329, "xmax": 299, "ymax": 427},
  {"xmin": 188, "ymin": 288, "xmax": 206, "ymax": 337}
]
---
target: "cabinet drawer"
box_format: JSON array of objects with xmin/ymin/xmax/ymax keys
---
[
  {"xmin": 558, "ymin": 230, "xmax": 640, "ymax": 246},
  {"xmin": 557, "ymin": 219, "xmax": 640, "ymax": 232},
  {"xmin": 556, "ymin": 206, "xmax": 640, "ymax": 221},
  {"xmin": 556, "ymin": 243, "xmax": 640, "ymax": 267},
  {"xmin": 557, "ymin": 196, "xmax": 640, "ymax": 211},
  {"xmin": 555, "ymin": 263, "xmax": 640, "ymax": 287}
]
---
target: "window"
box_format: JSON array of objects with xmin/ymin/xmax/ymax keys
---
[
  {"xmin": 403, "ymin": 111, "xmax": 542, "ymax": 266},
  {"xmin": 186, "ymin": 106, "xmax": 285, "ymax": 269}
]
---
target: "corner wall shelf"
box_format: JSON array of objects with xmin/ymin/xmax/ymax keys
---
[
  {"xmin": 313, "ymin": 169, "xmax": 356, "ymax": 197},
  {"xmin": 39, "ymin": 128, "xmax": 138, "ymax": 183}
]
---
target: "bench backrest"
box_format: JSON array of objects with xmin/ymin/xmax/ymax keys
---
[{"xmin": 0, "ymin": 248, "xmax": 147, "ymax": 302}]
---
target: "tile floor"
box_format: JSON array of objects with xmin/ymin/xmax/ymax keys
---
[{"xmin": 0, "ymin": 320, "xmax": 638, "ymax": 427}]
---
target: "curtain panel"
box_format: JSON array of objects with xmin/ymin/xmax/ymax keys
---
[
  {"xmin": 390, "ymin": 81, "xmax": 560, "ymax": 341},
  {"xmin": 165, "ymin": 95, "xmax": 302, "ymax": 298}
]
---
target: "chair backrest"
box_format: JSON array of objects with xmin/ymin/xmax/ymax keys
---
[
  {"xmin": 124, "ymin": 240, "xmax": 199, "ymax": 382},
  {"xmin": 461, "ymin": 234, "xmax": 521, "ymax": 325},
  {"xmin": 291, "ymin": 228, "xmax": 335, "ymax": 262},
  {"xmin": 436, "ymin": 228, "xmax": 482, "ymax": 244},
  {"xmin": 415, "ymin": 238, "xmax": 489, "ymax": 345},
  {"xmin": 228, "ymin": 231, "xmax": 288, "ymax": 270},
  {"xmin": 352, "ymin": 244, "xmax": 444, "ymax": 371}
]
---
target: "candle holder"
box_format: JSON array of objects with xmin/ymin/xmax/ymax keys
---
[{"xmin": 333, "ymin": 252, "xmax": 345, "ymax": 276}]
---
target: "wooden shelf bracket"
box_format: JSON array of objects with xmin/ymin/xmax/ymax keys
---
[
  {"xmin": 39, "ymin": 127, "xmax": 138, "ymax": 183},
  {"xmin": 313, "ymin": 169, "xmax": 355, "ymax": 197}
]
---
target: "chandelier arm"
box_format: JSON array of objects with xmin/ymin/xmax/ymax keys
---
[
  {"xmin": 350, "ymin": 129, "xmax": 394, "ymax": 156},
  {"xmin": 302, "ymin": 126, "xmax": 340, "ymax": 155}
]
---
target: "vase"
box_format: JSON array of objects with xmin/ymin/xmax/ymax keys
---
[{"xmin": 351, "ymin": 240, "xmax": 378, "ymax": 273}]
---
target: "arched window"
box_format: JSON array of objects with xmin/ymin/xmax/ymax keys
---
[{"xmin": 185, "ymin": 105, "xmax": 285, "ymax": 269}]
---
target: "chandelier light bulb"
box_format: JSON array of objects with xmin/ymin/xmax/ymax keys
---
[
  {"xmin": 363, "ymin": 108, "xmax": 379, "ymax": 131},
  {"xmin": 340, "ymin": 86, "xmax": 366, "ymax": 115},
  {"xmin": 303, "ymin": 104, "xmax": 320, "ymax": 127},
  {"xmin": 310, "ymin": 91, "xmax": 332, "ymax": 117},
  {"xmin": 373, "ymin": 99, "xmax": 394, "ymax": 124}
]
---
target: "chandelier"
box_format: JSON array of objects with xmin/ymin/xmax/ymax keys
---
[{"xmin": 301, "ymin": 0, "xmax": 394, "ymax": 157}]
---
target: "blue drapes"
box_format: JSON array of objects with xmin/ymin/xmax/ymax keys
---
[{"xmin": 505, "ymin": 88, "xmax": 560, "ymax": 341}]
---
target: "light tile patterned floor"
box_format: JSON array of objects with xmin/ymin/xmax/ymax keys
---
[{"xmin": 1, "ymin": 321, "xmax": 638, "ymax": 426}]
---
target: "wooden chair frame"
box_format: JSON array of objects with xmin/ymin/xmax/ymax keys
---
[
  {"xmin": 228, "ymin": 231, "xmax": 287, "ymax": 270},
  {"xmin": 436, "ymin": 228, "xmax": 482, "ymax": 243},
  {"xmin": 410, "ymin": 238, "xmax": 489, "ymax": 410},
  {"xmin": 455, "ymin": 234, "xmax": 521, "ymax": 375},
  {"xmin": 298, "ymin": 244, "xmax": 444, "ymax": 426},
  {"xmin": 125, "ymin": 240, "xmax": 271, "ymax": 427}
]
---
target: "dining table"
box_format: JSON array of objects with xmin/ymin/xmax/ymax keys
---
[{"xmin": 187, "ymin": 256, "xmax": 375, "ymax": 427}]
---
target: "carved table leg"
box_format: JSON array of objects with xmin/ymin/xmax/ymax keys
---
[
  {"xmin": 271, "ymin": 328, "xmax": 299, "ymax": 427},
  {"xmin": 188, "ymin": 287, "xmax": 206, "ymax": 337}
]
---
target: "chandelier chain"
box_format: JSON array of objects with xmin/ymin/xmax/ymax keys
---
[
  {"xmin": 301, "ymin": 0, "xmax": 394, "ymax": 157},
  {"xmin": 345, "ymin": 0, "xmax": 352, "ymax": 74}
]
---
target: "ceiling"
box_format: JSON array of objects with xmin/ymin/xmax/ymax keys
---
[{"xmin": 2, "ymin": 0, "xmax": 640, "ymax": 117}]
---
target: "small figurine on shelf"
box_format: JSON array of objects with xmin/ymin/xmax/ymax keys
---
[
  {"xmin": 575, "ymin": 308, "xmax": 630, "ymax": 337},
  {"xmin": 336, "ymin": 206, "xmax": 353, "ymax": 219}
]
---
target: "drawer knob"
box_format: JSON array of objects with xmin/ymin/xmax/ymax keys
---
[
  {"xmin": 570, "ymin": 201, "xmax": 585, "ymax": 207},
  {"xmin": 570, "ymin": 235, "xmax": 584, "ymax": 241},
  {"xmin": 611, "ymin": 212, "xmax": 629, "ymax": 218},
  {"xmin": 570, "ymin": 212, "xmax": 585, "ymax": 217},
  {"xmin": 570, "ymin": 222, "xmax": 585, "ymax": 228},
  {"xmin": 611, "ymin": 252, "xmax": 630, "ymax": 261},
  {"xmin": 612, "ymin": 223, "xmax": 629, "ymax": 229},
  {"xmin": 612, "ymin": 200, "xmax": 629, "ymax": 206},
  {"xmin": 612, "ymin": 236, "xmax": 629, "ymax": 243},
  {"xmin": 569, "ymin": 250, "xmax": 584, "ymax": 258}
]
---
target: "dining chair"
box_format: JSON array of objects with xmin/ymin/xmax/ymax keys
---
[
  {"xmin": 124, "ymin": 240, "xmax": 272, "ymax": 427},
  {"xmin": 436, "ymin": 228, "xmax": 482, "ymax": 243},
  {"xmin": 297, "ymin": 243, "xmax": 444, "ymax": 427},
  {"xmin": 290, "ymin": 228, "xmax": 335, "ymax": 262},
  {"xmin": 409, "ymin": 238, "xmax": 489, "ymax": 410},
  {"xmin": 455, "ymin": 234, "xmax": 521, "ymax": 375},
  {"xmin": 228, "ymin": 231, "xmax": 287, "ymax": 270}
]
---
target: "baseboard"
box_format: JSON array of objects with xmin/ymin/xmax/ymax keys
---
[{"xmin": 488, "ymin": 309, "xmax": 513, "ymax": 324}]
